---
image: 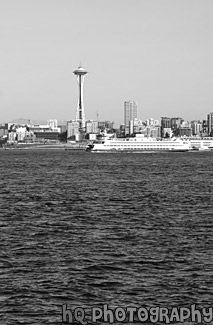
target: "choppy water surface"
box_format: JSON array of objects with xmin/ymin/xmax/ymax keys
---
[{"xmin": 0, "ymin": 150, "xmax": 213, "ymax": 324}]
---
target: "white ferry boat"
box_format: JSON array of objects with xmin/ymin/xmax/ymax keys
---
[
  {"xmin": 86, "ymin": 135, "xmax": 190, "ymax": 152},
  {"xmin": 188, "ymin": 138, "xmax": 213, "ymax": 150}
]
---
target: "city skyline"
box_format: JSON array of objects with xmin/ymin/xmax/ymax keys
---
[{"xmin": 0, "ymin": 0, "xmax": 213, "ymax": 125}]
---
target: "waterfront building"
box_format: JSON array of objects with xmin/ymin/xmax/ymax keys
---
[
  {"xmin": 181, "ymin": 121, "xmax": 190, "ymax": 128},
  {"xmin": 161, "ymin": 117, "xmax": 171, "ymax": 128},
  {"xmin": 73, "ymin": 65, "xmax": 88, "ymax": 130},
  {"xmin": 117, "ymin": 124, "xmax": 125, "ymax": 137},
  {"xmin": 8, "ymin": 132, "xmax": 16, "ymax": 142},
  {"xmin": 201, "ymin": 120, "xmax": 208, "ymax": 136},
  {"xmin": 144, "ymin": 119, "xmax": 159, "ymax": 127},
  {"xmin": 59, "ymin": 125, "xmax": 67, "ymax": 133},
  {"xmin": 170, "ymin": 117, "xmax": 183, "ymax": 130},
  {"xmin": 162, "ymin": 128, "xmax": 172, "ymax": 138},
  {"xmin": 207, "ymin": 112, "xmax": 213, "ymax": 136},
  {"xmin": 34, "ymin": 132, "xmax": 59, "ymax": 141},
  {"xmin": 86, "ymin": 120, "xmax": 98, "ymax": 134},
  {"xmin": 119, "ymin": 124, "xmax": 125, "ymax": 132},
  {"xmin": 191, "ymin": 120, "xmax": 202, "ymax": 136},
  {"xmin": 146, "ymin": 126, "xmax": 151, "ymax": 137},
  {"xmin": 24, "ymin": 131, "xmax": 36, "ymax": 143},
  {"xmin": 98, "ymin": 121, "xmax": 114, "ymax": 131},
  {"xmin": 47, "ymin": 119, "xmax": 58, "ymax": 129},
  {"xmin": 133, "ymin": 118, "xmax": 144, "ymax": 134},
  {"xmin": 67, "ymin": 120, "xmax": 80, "ymax": 138},
  {"xmin": 0, "ymin": 124, "xmax": 9, "ymax": 137},
  {"xmin": 28, "ymin": 124, "xmax": 60, "ymax": 141},
  {"xmin": 161, "ymin": 117, "xmax": 171, "ymax": 137},
  {"xmin": 30, "ymin": 125, "xmax": 51, "ymax": 133},
  {"xmin": 124, "ymin": 100, "xmax": 137, "ymax": 135},
  {"xmin": 151, "ymin": 126, "xmax": 161, "ymax": 138},
  {"xmin": 16, "ymin": 127, "xmax": 26, "ymax": 142},
  {"xmin": 179, "ymin": 127, "xmax": 192, "ymax": 137},
  {"xmin": 128, "ymin": 120, "xmax": 133, "ymax": 135}
]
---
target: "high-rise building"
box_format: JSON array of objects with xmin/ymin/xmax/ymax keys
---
[
  {"xmin": 191, "ymin": 120, "xmax": 202, "ymax": 136},
  {"xmin": 207, "ymin": 112, "xmax": 213, "ymax": 136},
  {"xmin": 67, "ymin": 120, "xmax": 80, "ymax": 138},
  {"xmin": 161, "ymin": 117, "xmax": 171, "ymax": 128},
  {"xmin": 124, "ymin": 100, "xmax": 137, "ymax": 135},
  {"xmin": 170, "ymin": 117, "xmax": 183, "ymax": 130},
  {"xmin": 161, "ymin": 117, "xmax": 171, "ymax": 137},
  {"xmin": 85, "ymin": 120, "xmax": 98, "ymax": 134},
  {"xmin": 132, "ymin": 118, "xmax": 144, "ymax": 133},
  {"xmin": 202, "ymin": 120, "xmax": 208, "ymax": 136}
]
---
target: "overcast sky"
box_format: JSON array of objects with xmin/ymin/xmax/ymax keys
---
[{"xmin": 0, "ymin": 0, "xmax": 213, "ymax": 126}]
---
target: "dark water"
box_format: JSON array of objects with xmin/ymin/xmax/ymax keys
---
[{"xmin": 0, "ymin": 150, "xmax": 213, "ymax": 324}]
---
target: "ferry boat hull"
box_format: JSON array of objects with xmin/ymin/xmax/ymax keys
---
[{"xmin": 87, "ymin": 136, "xmax": 190, "ymax": 152}]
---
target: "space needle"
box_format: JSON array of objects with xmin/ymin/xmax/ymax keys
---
[{"xmin": 73, "ymin": 65, "xmax": 88, "ymax": 130}]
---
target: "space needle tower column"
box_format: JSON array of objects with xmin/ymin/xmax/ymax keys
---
[{"xmin": 73, "ymin": 65, "xmax": 88, "ymax": 131}]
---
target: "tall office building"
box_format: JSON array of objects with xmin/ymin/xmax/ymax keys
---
[
  {"xmin": 124, "ymin": 100, "xmax": 137, "ymax": 135},
  {"xmin": 202, "ymin": 120, "xmax": 208, "ymax": 136},
  {"xmin": 161, "ymin": 117, "xmax": 171, "ymax": 128},
  {"xmin": 161, "ymin": 117, "xmax": 171, "ymax": 137},
  {"xmin": 170, "ymin": 117, "xmax": 183, "ymax": 130},
  {"xmin": 207, "ymin": 112, "xmax": 213, "ymax": 136},
  {"xmin": 191, "ymin": 120, "xmax": 202, "ymax": 136}
]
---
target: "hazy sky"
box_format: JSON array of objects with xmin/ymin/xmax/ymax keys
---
[{"xmin": 0, "ymin": 0, "xmax": 213, "ymax": 126}]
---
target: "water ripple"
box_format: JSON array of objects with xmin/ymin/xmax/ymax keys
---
[{"xmin": 0, "ymin": 150, "xmax": 213, "ymax": 324}]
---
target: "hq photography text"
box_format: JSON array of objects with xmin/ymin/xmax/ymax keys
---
[{"xmin": 61, "ymin": 303, "xmax": 213, "ymax": 324}]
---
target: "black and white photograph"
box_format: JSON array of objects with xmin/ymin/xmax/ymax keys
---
[{"xmin": 0, "ymin": 0, "xmax": 213, "ymax": 324}]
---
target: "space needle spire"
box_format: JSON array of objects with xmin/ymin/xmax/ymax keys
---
[{"xmin": 73, "ymin": 65, "xmax": 88, "ymax": 130}]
